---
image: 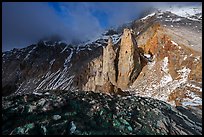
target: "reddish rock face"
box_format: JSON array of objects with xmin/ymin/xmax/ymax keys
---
[{"xmin": 117, "ymin": 29, "xmax": 142, "ymax": 90}]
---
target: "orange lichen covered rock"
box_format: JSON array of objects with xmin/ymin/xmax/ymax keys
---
[{"xmin": 144, "ymin": 31, "xmax": 158, "ymax": 55}]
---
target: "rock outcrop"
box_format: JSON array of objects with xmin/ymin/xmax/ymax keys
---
[
  {"xmin": 82, "ymin": 38, "xmax": 117, "ymax": 93},
  {"xmin": 102, "ymin": 38, "xmax": 117, "ymax": 86},
  {"xmin": 117, "ymin": 29, "xmax": 142, "ymax": 89},
  {"xmin": 82, "ymin": 29, "xmax": 142, "ymax": 92},
  {"xmin": 83, "ymin": 29, "xmax": 143, "ymax": 92}
]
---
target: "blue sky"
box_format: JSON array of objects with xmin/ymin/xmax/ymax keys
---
[
  {"xmin": 2, "ymin": 2, "xmax": 201, "ymax": 51},
  {"xmin": 48, "ymin": 2, "xmax": 109, "ymax": 29}
]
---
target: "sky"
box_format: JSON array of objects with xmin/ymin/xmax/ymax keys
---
[{"xmin": 2, "ymin": 2, "xmax": 201, "ymax": 51}]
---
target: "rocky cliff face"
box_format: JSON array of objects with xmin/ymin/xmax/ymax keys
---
[
  {"xmin": 82, "ymin": 29, "xmax": 142, "ymax": 92},
  {"xmin": 102, "ymin": 38, "xmax": 117, "ymax": 86},
  {"xmin": 117, "ymin": 29, "xmax": 141, "ymax": 89}
]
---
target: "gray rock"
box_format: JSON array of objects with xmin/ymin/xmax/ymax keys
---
[
  {"xmin": 70, "ymin": 121, "xmax": 76, "ymax": 134},
  {"xmin": 38, "ymin": 98, "xmax": 46, "ymax": 106},
  {"xmin": 52, "ymin": 115, "xmax": 61, "ymax": 120}
]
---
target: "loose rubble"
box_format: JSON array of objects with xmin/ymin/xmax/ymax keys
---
[{"xmin": 2, "ymin": 90, "xmax": 202, "ymax": 135}]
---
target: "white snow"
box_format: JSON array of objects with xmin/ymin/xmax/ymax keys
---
[
  {"xmin": 33, "ymin": 92, "xmax": 43, "ymax": 96},
  {"xmin": 157, "ymin": 12, "xmax": 163, "ymax": 16},
  {"xmin": 24, "ymin": 47, "xmax": 37, "ymax": 60},
  {"xmin": 183, "ymin": 55, "xmax": 188, "ymax": 60},
  {"xmin": 144, "ymin": 54, "xmax": 151, "ymax": 58},
  {"xmin": 57, "ymin": 40, "xmax": 66, "ymax": 45},
  {"xmin": 165, "ymin": 18, "xmax": 172, "ymax": 22},
  {"xmin": 147, "ymin": 60, "xmax": 156, "ymax": 69},
  {"xmin": 60, "ymin": 46, "xmax": 68, "ymax": 53},
  {"xmin": 64, "ymin": 48, "xmax": 73, "ymax": 68},
  {"xmin": 177, "ymin": 67, "xmax": 191, "ymax": 79},
  {"xmin": 195, "ymin": 56, "xmax": 200, "ymax": 60},
  {"xmin": 171, "ymin": 40, "xmax": 178, "ymax": 46},
  {"xmin": 76, "ymin": 45, "xmax": 80, "ymax": 54},
  {"xmin": 161, "ymin": 57, "xmax": 169, "ymax": 73},
  {"xmin": 157, "ymin": 16, "xmax": 162, "ymax": 19},
  {"xmin": 160, "ymin": 74, "xmax": 173, "ymax": 87},
  {"xmin": 36, "ymin": 70, "xmax": 61, "ymax": 90},
  {"xmin": 160, "ymin": 57, "xmax": 173, "ymax": 86},
  {"xmin": 43, "ymin": 41, "xmax": 46, "ymax": 45},
  {"xmin": 182, "ymin": 91, "xmax": 202, "ymax": 107},
  {"xmin": 24, "ymin": 53, "xmax": 31, "ymax": 60},
  {"xmin": 111, "ymin": 34, "xmax": 121, "ymax": 44},
  {"xmin": 130, "ymin": 58, "xmax": 193, "ymax": 107},
  {"xmin": 160, "ymin": 5, "xmax": 202, "ymax": 21},
  {"xmin": 50, "ymin": 59, "xmax": 55, "ymax": 66},
  {"xmin": 36, "ymin": 67, "xmax": 75, "ymax": 91},
  {"xmin": 187, "ymin": 83, "xmax": 202, "ymax": 92},
  {"xmin": 28, "ymin": 46, "xmax": 37, "ymax": 54},
  {"xmin": 172, "ymin": 18, "xmax": 181, "ymax": 22},
  {"xmin": 44, "ymin": 92, "xmax": 50, "ymax": 95},
  {"xmin": 140, "ymin": 12, "xmax": 156, "ymax": 20},
  {"xmin": 83, "ymin": 33, "xmax": 103, "ymax": 45}
]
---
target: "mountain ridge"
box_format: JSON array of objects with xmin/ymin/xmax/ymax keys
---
[{"xmin": 2, "ymin": 7, "xmax": 202, "ymax": 135}]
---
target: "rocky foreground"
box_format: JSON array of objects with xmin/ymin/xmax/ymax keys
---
[{"xmin": 2, "ymin": 90, "xmax": 202, "ymax": 135}]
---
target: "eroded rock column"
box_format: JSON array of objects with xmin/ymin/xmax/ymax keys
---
[
  {"xmin": 102, "ymin": 37, "xmax": 117, "ymax": 85},
  {"xmin": 101, "ymin": 37, "xmax": 117, "ymax": 92},
  {"xmin": 117, "ymin": 28, "xmax": 141, "ymax": 89}
]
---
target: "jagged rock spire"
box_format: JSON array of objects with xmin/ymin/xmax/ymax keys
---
[
  {"xmin": 101, "ymin": 37, "xmax": 117, "ymax": 92},
  {"xmin": 117, "ymin": 28, "xmax": 141, "ymax": 89}
]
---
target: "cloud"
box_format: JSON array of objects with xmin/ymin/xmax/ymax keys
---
[
  {"xmin": 86, "ymin": 2, "xmax": 201, "ymax": 27},
  {"xmin": 2, "ymin": 2, "xmax": 105, "ymax": 51},
  {"xmin": 2, "ymin": 2, "xmax": 73, "ymax": 51},
  {"xmin": 59, "ymin": 2, "xmax": 103, "ymax": 40},
  {"xmin": 2, "ymin": 2, "xmax": 201, "ymax": 51}
]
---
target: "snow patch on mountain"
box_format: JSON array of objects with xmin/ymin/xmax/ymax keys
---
[
  {"xmin": 171, "ymin": 40, "xmax": 178, "ymax": 46},
  {"xmin": 141, "ymin": 12, "xmax": 156, "ymax": 20},
  {"xmin": 159, "ymin": 5, "xmax": 202, "ymax": 21},
  {"xmin": 64, "ymin": 48, "xmax": 73, "ymax": 68},
  {"xmin": 182, "ymin": 90, "xmax": 202, "ymax": 107}
]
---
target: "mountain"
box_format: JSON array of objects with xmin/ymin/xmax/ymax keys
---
[{"xmin": 2, "ymin": 5, "xmax": 202, "ymax": 135}]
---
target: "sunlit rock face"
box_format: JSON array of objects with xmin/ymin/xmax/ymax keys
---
[
  {"xmin": 102, "ymin": 37, "xmax": 117, "ymax": 92},
  {"xmin": 117, "ymin": 28, "xmax": 142, "ymax": 90},
  {"xmin": 83, "ymin": 29, "xmax": 142, "ymax": 92}
]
